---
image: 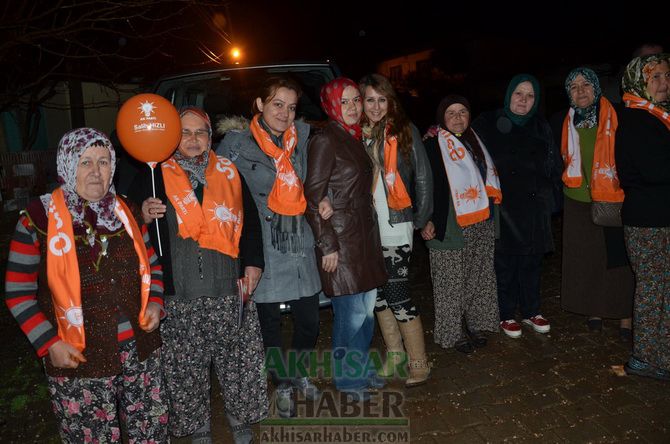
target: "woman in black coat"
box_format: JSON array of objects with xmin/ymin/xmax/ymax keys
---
[{"xmin": 472, "ymin": 74, "xmax": 562, "ymax": 339}]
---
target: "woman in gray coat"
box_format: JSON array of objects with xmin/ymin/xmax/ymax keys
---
[{"xmin": 218, "ymin": 77, "xmax": 321, "ymax": 418}]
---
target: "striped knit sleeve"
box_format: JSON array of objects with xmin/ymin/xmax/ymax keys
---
[
  {"xmin": 4, "ymin": 216, "xmax": 59, "ymax": 357},
  {"xmin": 142, "ymin": 223, "xmax": 164, "ymax": 306}
]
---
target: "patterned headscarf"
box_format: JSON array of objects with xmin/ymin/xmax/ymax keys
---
[
  {"xmin": 504, "ymin": 74, "xmax": 540, "ymax": 127},
  {"xmin": 320, "ymin": 77, "xmax": 362, "ymax": 140},
  {"xmin": 174, "ymin": 106, "xmax": 212, "ymax": 188},
  {"xmin": 41, "ymin": 128, "xmax": 120, "ymax": 231},
  {"xmin": 565, "ymin": 67, "xmax": 602, "ymax": 129},
  {"xmin": 622, "ymin": 53, "xmax": 670, "ymax": 111}
]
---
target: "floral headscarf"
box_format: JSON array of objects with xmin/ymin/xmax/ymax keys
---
[
  {"xmin": 41, "ymin": 128, "xmax": 120, "ymax": 231},
  {"xmin": 504, "ymin": 73, "xmax": 540, "ymax": 127},
  {"xmin": 320, "ymin": 77, "xmax": 362, "ymax": 140},
  {"xmin": 622, "ymin": 53, "xmax": 670, "ymax": 111},
  {"xmin": 565, "ymin": 67, "xmax": 602, "ymax": 129},
  {"xmin": 174, "ymin": 106, "xmax": 212, "ymax": 188}
]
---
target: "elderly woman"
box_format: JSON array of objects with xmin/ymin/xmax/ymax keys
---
[
  {"xmin": 217, "ymin": 76, "xmax": 322, "ymax": 417},
  {"xmin": 558, "ymin": 67, "xmax": 634, "ymax": 337},
  {"xmin": 129, "ymin": 107, "xmax": 267, "ymax": 443},
  {"xmin": 421, "ymin": 95, "xmax": 501, "ymax": 353},
  {"xmin": 304, "ymin": 77, "xmax": 387, "ymax": 401},
  {"xmin": 4, "ymin": 128, "xmax": 167, "ymax": 442},
  {"xmin": 616, "ymin": 54, "xmax": 670, "ymax": 380},
  {"xmin": 473, "ymin": 74, "xmax": 561, "ymax": 339}
]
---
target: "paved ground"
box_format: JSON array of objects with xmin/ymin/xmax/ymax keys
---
[{"xmin": 2, "ymin": 216, "xmax": 669, "ymax": 443}]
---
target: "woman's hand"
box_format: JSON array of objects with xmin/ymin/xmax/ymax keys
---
[
  {"xmin": 140, "ymin": 302, "xmax": 162, "ymax": 333},
  {"xmin": 318, "ymin": 198, "xmax": 334, "ymax": 220},
  {"xmin": 422, "ymin": 125, "xmax": 439, "ymax": 141},
  {"xmin": 141, "ymin": 197, "xmax": 167, "ymax": 224},
  {"xmin": 48, "ymin": 340, "xmax": 87, "ymax": 369},
  {"xmin": 421, "ymin": 221, "xmax": 436, "ymax": 241},
  {"xmin": 321, "ymin": 251, "xmax": 338, "ymax": 273},
  {"xmin": 244, "ymin": 266, "xmax": 263, "ymax": 293}
]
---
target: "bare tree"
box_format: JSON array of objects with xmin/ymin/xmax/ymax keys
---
[{"xmin": 0, "ymin": 0, "xmax": 233, "ymax": 150}]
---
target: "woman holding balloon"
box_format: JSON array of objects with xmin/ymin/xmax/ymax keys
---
[{"xmin": 126, "ymin": 104, "xmax": 268, "ymax": 443}]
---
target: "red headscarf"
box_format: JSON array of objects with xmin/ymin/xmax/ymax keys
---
[{"xmin": 320, "ymin": 77, "xmax": 362, "ymax": 140}]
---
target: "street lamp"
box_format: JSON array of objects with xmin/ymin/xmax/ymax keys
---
[{"xmin": 231, "ymin": 47, "xmax": 241, "ymax": 64}]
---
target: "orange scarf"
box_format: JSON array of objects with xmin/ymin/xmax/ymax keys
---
[
  {"xmin": 383, "ymin": 130, "xmax": 412, "ymax": 210},
  {"xmin": 250, "ymin": 114, "xmax": 306, "ymax": 216},
  {"xmin": 162, "ymin": 150, "xmax": 243, "ymax": 257},
  {"xmin": 46, "ymin": 188, "xmax": 150, "ymax": 352},
  {"xmin": 623, "ymin": 92, "xmax": 670, "ymax": 130},
  {"xmin": 561, "ymin": 97, "xmax": 624, "ymax": 202}
]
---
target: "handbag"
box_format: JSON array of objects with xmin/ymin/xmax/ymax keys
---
[
  {"xmin": 591, "ymin": 201, "xmax": 622, "ymax": 227},
  {"xmin": 579, "ymin": 160, "xmax": 623, "ymax": 227}
]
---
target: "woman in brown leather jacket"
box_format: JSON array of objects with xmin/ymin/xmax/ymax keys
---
[{"xmin": 304, "ymin": 77, "xmax": 387, "ymax": 401}]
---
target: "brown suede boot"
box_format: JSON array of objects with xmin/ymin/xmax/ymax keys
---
[
  {"xmin": 398, "ymin": 316, "xmax": 430, "ymax": 387},
  {"xmin": 376, "ymin": 308, "xmax": 407, "ymax": 378}
]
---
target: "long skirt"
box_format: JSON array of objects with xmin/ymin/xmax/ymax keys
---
[
  {"xmin": 47, "ymin": 340, "xmax": 168, "ymax": 444},
  {"xmin": 625, "ymin": 226, "xmax": 670, "ymax": 370},
  {"xmin": 561, "ymin": 198, "xmax": 634, "ymax": 318},
  {"xmin": 161, "ymin": 295, "xmax": 268, "ymax": 437},
  {"xmin": 429, "ymin": 220, "xmax": 499, "ymax": 348}
]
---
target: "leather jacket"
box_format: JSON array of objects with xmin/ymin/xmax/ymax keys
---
[{"xmin": 304, "ymin": 121, "xmax": 388, "ymax": 296}]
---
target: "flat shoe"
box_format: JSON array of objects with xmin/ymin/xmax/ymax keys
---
[
  {"xmin": 454, "ymin": 338, "xmax": 474, "ymax": 354},
  {"xmin": 586, "ymin": 318, "xmax": 602, "ymax": 332}
]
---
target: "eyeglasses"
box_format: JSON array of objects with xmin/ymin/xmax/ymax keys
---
[
  {"xmin": 181, "ymin": 129, "xmax": 210, "ymax": 140},
  {"xmin": 445, "ymin": 109, "xmax": 469, "ymax": 119}
]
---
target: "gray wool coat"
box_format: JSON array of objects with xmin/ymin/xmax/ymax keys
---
[{"xmin": 217, "ymin": 120, "xmax": 321, "ymax": 303}]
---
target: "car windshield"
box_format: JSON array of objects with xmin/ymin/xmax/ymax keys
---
[{"xmin": 155, "ymin": 64, "xmax": 335, "ymax": 144}]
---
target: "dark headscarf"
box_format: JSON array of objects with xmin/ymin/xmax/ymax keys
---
[
  {"xmin": 504, "ymin": 74, "xmax": 540, "ymax": 126},
  {"xmin": 436, "ymin": 94, "xmax": 471, "ymax": 131},
  {"xmin": 320, "ymin": 77, "xmax": 362, "ymax": 140},
  {"xmin": 564, "ymin": 67, "xmax": 602, "ymax": 129},
  {"xmin": 41, "ymin": 128, "xmax": 120, "ymax": 231},
  {"xmin": 622, "ymin": 53, "xmax": 670, "ymax": 111},
  {"xmin": 435, "ymin": 94, "xmax": 484, "ymax": 163}
]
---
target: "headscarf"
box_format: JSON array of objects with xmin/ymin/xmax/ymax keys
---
[
  {"xmin": 174, "ymin": 106, "xmax": 212, "ymax": 188},
  {"xmin": 435, "ymin": 94, "xmax": 485, "ymax": 164},
  {"xmin": 320, "ymin": 77, "xmax": 362, "ymax": 140},
  {"xmin": 436, "ymin": 94, "xmax": 472, "ymax": 134},
  {"xmin": 41, "ymin": 128, "xmax": 120, "ymax": 231},
  {"xmin": 622, "ymin": 53, "xmax": 670, "ymax": 111},
  {"xmin": 565, "ymin": 67, "xmax": 602, "ymax": 129},
  {"xmin": 504, "ymin": 74, "xmax": 540, "ymax": 126}
]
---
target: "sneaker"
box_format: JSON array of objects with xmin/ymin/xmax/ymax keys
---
[
  {"xmin": 226, "ymin": 413, "xmax": 253, "ymax": 444},
  {"xmin": 291, "ymin": 377, "xmax": 322, "ymax": 400},
  {"xmin": 522, "ymin": 315, "xmax": 551, "ymax": 334},
  {"xmin": 500, "ymin": 319, "xmax": 522, "ymax": 338},
  {"xmin": 367, "ymin": 374, "xmax": 386, "ymax": 390},
  {"xmin": 275, "ymin": 384, "xmax": 295, "ymax": 418},
  {"xmin": 624, "ymin": 356, "xmax": 670, "ymax": 382}
]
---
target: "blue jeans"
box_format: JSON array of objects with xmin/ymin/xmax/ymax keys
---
[{"xmin": 331, "ymin": 289, "xmax": 377, "ymax": 391}]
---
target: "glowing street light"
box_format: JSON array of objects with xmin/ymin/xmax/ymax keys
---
[{"xmin": 231, "ymin": 47, "xmax": 241, "ymax": 63}]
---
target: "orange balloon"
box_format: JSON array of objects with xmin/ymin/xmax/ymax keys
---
[{"xmin": 116, "ymin": 93, "xmax": 181, "ymax": 163}]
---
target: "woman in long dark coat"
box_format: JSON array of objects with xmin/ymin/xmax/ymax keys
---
[{"xmin": 304, "ymin": 77, "xmax": 387, "ymax": 401}]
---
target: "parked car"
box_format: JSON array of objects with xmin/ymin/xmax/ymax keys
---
[{"xmin": 151, "ymin": 61, "xmax": 340, "ymax": 312}]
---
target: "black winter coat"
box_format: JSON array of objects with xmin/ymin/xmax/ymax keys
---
[{"xmin": 473, "ymin": 110, "xmax": 561, "ymax": 255}]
